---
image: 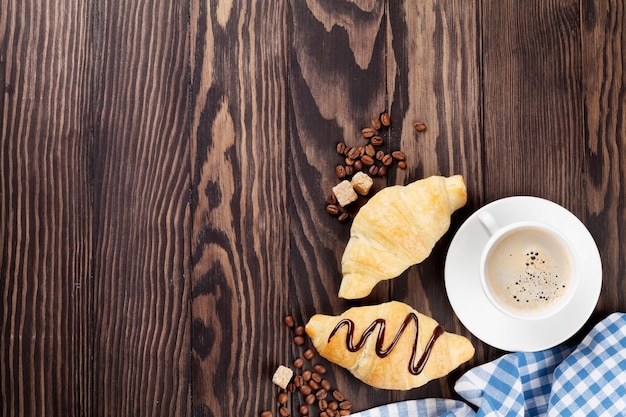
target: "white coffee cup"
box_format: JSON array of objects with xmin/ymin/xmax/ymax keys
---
[{"xmin": 478, "ymin": 211, "xmax": 578, "ymax": 320}]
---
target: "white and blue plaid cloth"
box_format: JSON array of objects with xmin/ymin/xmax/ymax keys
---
[{"xmin": 350, "ymin": 313, "xmax": 626, "ymax": 417}]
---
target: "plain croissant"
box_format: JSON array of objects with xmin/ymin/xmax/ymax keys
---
[
  {"xmin": 339, "ymin": 175, "xmax": 467, "ymax": 299},
  {"xmin": 305, "ymin": 301, "xmax": 474, "ymax": 390}
]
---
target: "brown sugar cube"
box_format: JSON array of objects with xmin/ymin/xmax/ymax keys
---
[
  {"xmin": 350, "ymin": 172, "xmax": 373, "ymax": 196},
  {"xmin": 272, "ymin": 365, "xmax": 293, "ymax": 389},
  {"xmin": 332, "ymin": 180, "xmax": 358, "ymax": 207}
]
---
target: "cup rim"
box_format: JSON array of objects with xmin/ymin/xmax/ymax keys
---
[{"xmin": 479, "ymin": 220, "xmax": 579, "ymax": 321}]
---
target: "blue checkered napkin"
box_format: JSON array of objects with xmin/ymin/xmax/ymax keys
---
[
  {"xmin": 348, "ymin": 399, "xmax": 473, "ymax": 417},
  {"xmin": 454, "ymin": 346, "xmax": 575, "ymax": 416},
  {"xmin": 548, "ymin": 313, "xmax": 626, "ymax": 416}
]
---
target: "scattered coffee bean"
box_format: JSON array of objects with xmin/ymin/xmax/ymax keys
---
[
  {"xmin": 336, "ymin": 142, "xmax": 347, "ymax": 155},
  {"xmin": 308, "ymin": 380, "xmax": 320, "ymax": 390},
  {"xmin": 311, "ymin": 372, "xmax": 321, "ymax": 383},
  {"xmin": 295, "ymin": 326, "xmax": 305, "ymax": 336},
  {"xmin": 316, "ymin": 389, "xmax": 328, "ymax": 400},
  {"xmin": 339, "ymin": 410, "xmax": 351, "ymax": 416},
  {"xmin": 332, "ymin": 391, "xmax": 345, "ymax": 402},
  {"xmin": 360, "ymin": 155, "xmax": 374, "ymax": 166},
  {"xmin": 287, "ymin": 383, "xmax": 296, "ymax": 393},
  {"xmin": 278, "ymin": 391, "xmax": 289, "ymax": 405},
  {"xmin": 319, "ymin": 399, "xmax": 328, "ymax": 411},
  {"xmin": 371, "ymin": 118, "xmax": 382, "ymax": 130},
  {"xmin": 392, "ymin": 150, "xmax": 405, "ymax": 160},
  {"xmin": 279, "ymin": 406, "xmax": 290, "ymax": 417},
  {"xmin": 326, "ymin": 193, "xmax": 337, "ymax": 205},
  {"xmin": 335, "ymin": 165, "xmax": 346, "ymax": 179},
  {"xmin": 329, "ymin": 401, "xmax": 339, "ymax": 411},
  {"xmin": 346, "ymin": 147, "xmax": 360, "ymax": 160},
  {"xmin": 380, "ymin": 112, "xmax": 391, "ymax": 126},
  {"xmin": 339, "ymin": 400, "xmax": 352, "ymax": 410},
  {"xmin": 320, "ymin": 412, "xmax": 329, "ymax": 417},
  {"xmin": 302, "ymin": 370, "xmax": 312, "ymax": 381},
  {"xmin": 397, "ymin": 160, "xmax": 407, "ymax": 170},
  {"xmin": 414, "ymin": 121, "xmax": 427, "ymax": 132},
  {"xmin": 368, "ymin": 165, "xmax": 379, "ymax": 176},
  {"xmin": 361, "ymin": 127, "xmax": 376, "ymax": 138},
  {"xmin": 293, "ymin": 357, "xmax": 304, "ymax": 368},
  {"xmin": 375, "ymin": 150, "xmax": 385, "ymax": 161},
  {"xmin": 344, "ymin": 165, "xmax": 354, "ymax": 176},
  {"xmin": 293, "ymin": 336, "xmax": 305, "ymax": 346},
  {"xmin": 284, "ymin": 315, "xmax": 296, "ymax": 328},
  {"xmin": 313, "ymin": 364, "xmax": 327, "ymax": 374},
  {"xmin": 338, "ymin": 212, "xmax": 350, "ymax": 222},
  {"xmin": 299, "ymin": 404, "xmax": 309, "ymax": 415},
  {"xmin": 261, "ymin": 411, "xmax": 273, "ymax": 417},
  {"xmin": 303, "ymin": 348, "xmax": 315, "ymax": 360},
  {"xmin": 352, "ymin": 160, "xmax": 362, "ymax": 171},
  {"xmin": 382, "ymin": 154, "xmax": 393, "ymax": 166},
  {"xmin": 344, "ymin": 157, "xmax": 354, "ymax": 166},
  {"xmin": 305, "ymin": 393, "xmax": 316, "ymax": 405},
  {"xmin": 294, "ymin": 375, "xmax": 303, "ymax": 388},
  {"xmin": 299, "ymin": 384, "xmax": 312, "ymax": 396},
  {"xmin": 326, "ymin": 204, "xmax": 339, "ymax": 216},
  {"xmin": 370, "ymin": 135, "xmax": 383, "ymax": 146},
  {"xmin": 364, "ymin": 144, "xmax": 375, "ymax": 157},
  {"xmin": 321, "ymin": 379, "xmax": 331, "ymax": 391},
  {"xmin": 377, "ymin": 165, "xmax": 387, "ymax": 177}
]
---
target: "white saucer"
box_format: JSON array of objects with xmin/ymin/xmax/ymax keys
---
[{"xmin": 444, "ymin": 196, "xmax": 602, "ymax": 352}]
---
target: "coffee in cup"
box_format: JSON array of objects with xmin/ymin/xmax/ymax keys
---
[{"xmin": 478, "ymin": 211, "xmax": 577, "ymax": 320}]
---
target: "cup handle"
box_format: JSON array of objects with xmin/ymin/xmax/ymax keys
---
[{"xmin": 478, "ymin": 211, "xmax": 500, "ymax": 236}]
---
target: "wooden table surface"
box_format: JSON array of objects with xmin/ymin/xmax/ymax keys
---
[{"xmin": 1, "ymin": 1, "xmax": 624, "ymax": 416}]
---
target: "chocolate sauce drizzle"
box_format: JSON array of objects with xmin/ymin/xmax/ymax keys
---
[{"xmin": 327, "ymin": 313, "xmax": 444, "ymax": 375}]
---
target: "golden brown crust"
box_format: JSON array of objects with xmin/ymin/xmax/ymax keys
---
[
  {"xmin": 339, "ymin": 175, "xmax": 467, "ymax": 299},
  {"xmin": 305, "ymin": 301, "xmax": 474, "ymax": 390}
]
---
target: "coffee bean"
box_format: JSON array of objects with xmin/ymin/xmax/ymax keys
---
[
  {"xmin": 287, "ymin": 383, "xmax": 296, "ymax": 393},
  {"xmin": 339, "ymin": 400, "xmax": 352, "ymax": 410},
  {"xmin": 321, "ymin": 379, "xmax": 331, "ymax": 390},
  {"xmin": 414, "ymin": 121, "xmax": 427, "ymax": 132},
  {"xmin": 299, "ymin": 404, "xmax": 309, "ymax": 415},
  {"xmin": 302, "ymin": 370, "xmax": 312, "ymax": 381},
  {"xmin": 299, "ymin": 384, "xmax": 312, "ymax": 395},
  {"xmin": 327, "ymin": 193, "xmax": 337, "ymax": 205},
  {"xmin": 365, "ymin": 144, "xmax": 375, "ymax": 157},
  {"xmin": 353, "ymin": 160, "xmax": 362, "ymax": 171},
  {"xmin": 293, "ymin": 336, "xmax": 305, "ymax": 346},
  {"xmin": 377, "ymin": 165, "xmax": 387, "ymax": 177},
  {"xmin": 278, "ymin": 391, "xmax": 289, "ymax": 405},
  {"xmin": 335, "ymin": 165, "xmax": 346, "ymax": 179},
  {"xmin": 295, "ymin": 326, "xmax": 305, "ymax": 336},
  {"xmin": 305, "ymin": 393, "xmax": 316, "ymax": 405},
  {"xmin": 326, "ymin": 205, "xmax": 339, "ymax": 216},
  {"xmin": 338, "ymin": 212, "xmax": 350, "ymax": 222},
  {"xmin": 344, "ymin": 157, "xmax": 354, "ymax": 166},
  {"xmin": 382, "ymin": 154, "xmax": 393, "ymax": 166},
  {"xmin": 347, "ymin": 147, "xmax": 360, "ymax": 160},
  {"xmin": 339, "ymin": 410, "xmax": 351, "ymax": 416},
  {"xmin": 319, "ymin": 399, "xmax": 328, "ymax": 411},
  {"xmin": 294, "ymin": 375, "xmax": 303, "ymax": 387},
  {"xmin": 380, "ymin": 112, "xmax": 391, "ymax": 126},
  {"xmin": 311, "ymin": 372, "xmax": 321, "ymax": 383},
  {"xmin": 342, "ymin": 146, "xmax": 352, "ymax": 156},
  {"xmin": 261, "ymin": 411, "xmax": 273, "ymax": 417},
  {"xmin": 279, "ymin": 406, "xmax": 290, "ymax": 417},
  {"xmin": 392, "ymin": 150, "xmax": 406, "ymax": 160},
  {"xmin": 328, "ymin": 401, "xmax": 339, "ymax": 410},
  {"xmin": 320, "ymin": 412, "xmax": 329, "ymax": 417},
  {"xmin": 370, "ymin": 135, "xmax": 383, "ymax": 146},
  {"xmin": 303, "ymin": 348, "xmax": 315, "ymax": 360},
  {"xmin": 284, "ymin": 315, "xmax": 295, "ymax": 328},
  {"xmin": 293, "ymin": 357, "xmax": 304, "ymax": 368},
  {"xmin": 397, "ymin": 160, "xmax": 407, "ymax": 170},
  {"xmin": 344, "ymin": 165, "xmax": 354, "ymax": 176},
  {"xmin": 313, "ymin": 364, "xmax": 327, "ymax": 374},
  {"xmin": 332, "ymin": 391, "xmax": 345, "ymax": 402},
  {"xmin": 368, "ymin": 165, "xmax": 379, "ymax": 176},
  {"xmin": 375, "ymin": 150, "xmax": 385, "ymax": 160},
  {"xmin": 361, "ymin": 127, "xmax": 376, "ymax": 138},
  {"xmin": 360, "ymin": 155, "xmax": 374, "ymax": 166},
  {"xmin": 371, "ymin": 118, "xmax": 382, "ymax": 130},
  {"xmin": 336, "ymin": 142, "xmax": 347, "ymax": 155},
  {"xmin": 308, "ymin": 380, "xmax": 319, "ymax": 390},
  {"xmin": 316, "ymin": 389, "xmax": 328, "ymax": 400}
]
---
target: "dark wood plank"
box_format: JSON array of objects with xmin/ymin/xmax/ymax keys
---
[
  {"xmin": 189, "ymin": 1, "xmax": 292, "ymax": 415},
  {"xmin": 0, "ymin": 1, "xmax": 93, "ymax": 416},
  {"xmin": 482, "ymin": 0, "xmax": 584, "ymax": 212},
  {"xmin": 90, "ymin": 0, "xmax": 191, "ymax": 415},
  {"xmin": 581, "ymin": 0, "xmax": 626, "ymax": 318}
]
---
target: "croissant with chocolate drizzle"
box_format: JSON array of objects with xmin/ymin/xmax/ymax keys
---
[
  {"xmin": 305, "ymin": 301, "xmax": 474, "ymax": 390},
  {"xmin": 339, "ymin": 175, "xmax": 467, "ymax": 299}
]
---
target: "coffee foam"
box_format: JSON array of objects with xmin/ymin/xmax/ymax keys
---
[{"xmin": 485, "ymin": 227, "xmax": 571, "ymax": 314}]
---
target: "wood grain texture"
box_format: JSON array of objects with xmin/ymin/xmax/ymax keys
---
[
  {"xmin": 1, "ymin": 1, "xmax": 93, "ymax": 415},
  {"xmin": 90, "ymin": 0, "xmax": 191, "ymax": 415},
  {"xmin": 582, "ymin": 0, "xmax": 625, "ymax": 318},
  {"xmin": 189, "ymin": 0, "xmax": 291, "ymax": 415}
]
